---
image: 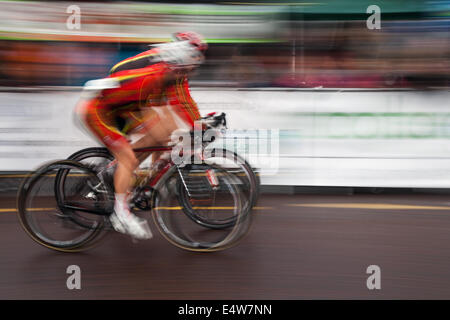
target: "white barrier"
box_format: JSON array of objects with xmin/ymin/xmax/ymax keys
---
[{"xmin": 0, "ymin": 88, "xmax": 449, "ymax": 187}]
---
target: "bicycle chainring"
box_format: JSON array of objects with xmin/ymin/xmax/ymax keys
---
[{"xmin": 131, "ymin": 186, "xmax": 154, "ymax": 211}]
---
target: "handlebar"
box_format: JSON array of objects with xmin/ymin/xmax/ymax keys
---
[{"xmin": 201, "ymin": 112, "xmax": 227, "ymax": 129}]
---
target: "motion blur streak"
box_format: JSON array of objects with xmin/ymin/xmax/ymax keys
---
[
  {"xmin": 0, "ymin": 0, "xmax": 450, "ymax": 301},
  {"xmin": 0, "ymin": 0, "xmax": 447, "ymax": 87}
]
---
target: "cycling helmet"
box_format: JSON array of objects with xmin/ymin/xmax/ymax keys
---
[
  {"xmin": 156, "ymin": 31, "xmax": 207, "ymax": 67},
  {"xmin": 172, "ymin": 31, "xmax": 208, "ymax": 54}
]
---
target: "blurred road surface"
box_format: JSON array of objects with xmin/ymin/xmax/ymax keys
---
[{"xmin": 2, "ymin": 193, "xmax": 450, "ymax": 299}]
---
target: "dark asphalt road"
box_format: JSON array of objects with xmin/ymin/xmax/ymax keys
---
[{"xmin": 2, "ymin": 193, "xmax": 450, "ymax": 299}]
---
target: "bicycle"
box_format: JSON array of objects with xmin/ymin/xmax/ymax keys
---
[
  {"xmin": 17, "ymin": 113, "xmax": 259, "ymax": 253},
  {"xmin": 67, "ymin": 112, "xmax": 260, "ymax": 228}
]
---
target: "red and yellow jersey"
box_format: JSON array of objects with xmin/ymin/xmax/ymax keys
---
[{"xmin": 77, "ymin": 48, "xmax": 201, "ymax": 151}]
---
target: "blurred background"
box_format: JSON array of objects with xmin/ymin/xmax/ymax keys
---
[
  {"xmin": 2, "ymin": 1, "xmax": 450, "ymax": 301},
  {"xmin": 0, "ymin": 0, "xmax": 448, "ymax": 88},
  {"xmin": 0, "ymin": 0, "xmax": 449, "ymax": 186}
]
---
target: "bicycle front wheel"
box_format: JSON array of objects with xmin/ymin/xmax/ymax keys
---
[
  {"xmin": 152, "ymin": 164, "xmax": 250, "ymax": 252},
  {"xmin": 179, "ymin": 148, "xmax": 259, "ymax": 229}
]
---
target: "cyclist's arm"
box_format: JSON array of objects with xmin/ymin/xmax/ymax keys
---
[{"xmin": 176, "ymin": 75, "xmax": 201, "ymax": 123}]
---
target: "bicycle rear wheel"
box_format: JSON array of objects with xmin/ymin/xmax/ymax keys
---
[
  {"xmin": 17, "ymin": 160, "xmax": 111, "ymax": 252},
  {"xmin": 152, "ymin": 164, "xmax": 250, "ymax": 252},
  {"xmin": 66, "ymin": 147, "xmax": 115, "ymax": 190}
]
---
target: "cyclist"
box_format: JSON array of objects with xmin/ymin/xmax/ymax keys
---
[{"xmin": 75, "ymin": 31, "xmax": 208, "ymax": 239}]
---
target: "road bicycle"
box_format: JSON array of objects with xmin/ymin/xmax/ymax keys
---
[
  {"xmin": 17, "ymin": 113, "xmax": 260, "ymax": 253},
  {"xmin": 67, "ymin": 113, "xmax": 260, "ymax": 224}
]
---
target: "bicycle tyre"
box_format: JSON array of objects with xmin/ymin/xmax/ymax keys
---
[
  {"xmin": 17, "ymin": 160, "xmax": 110, "ymax": 252},
  {"xmin": 152, "ymin": 164, "xmax": 250, "ymax": 252}
]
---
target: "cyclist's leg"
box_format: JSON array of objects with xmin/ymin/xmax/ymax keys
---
[
  {"xmin": 111, "ymin": 145, "xmax": 138, "ymax": 194},
  {"xmin": 130, "ymin": 108, "xmax": 171, "ymax": 148},
  {"xmin": 76, "ymin": 96, "xmax": 151, "ymax": 239},
  {"xmin": 76, "ymin": 96, "xmax": 138, "ymax": 192},
  {"xmin": 128, "ymin": 106, "xmax": 180, "ymax": 165}
]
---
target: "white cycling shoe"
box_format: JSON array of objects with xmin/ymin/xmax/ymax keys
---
[{"xmin": 110, "ymin": 211, "xmax": 153, "ymax": 240}]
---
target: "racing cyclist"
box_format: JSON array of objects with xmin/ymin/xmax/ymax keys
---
[{"xmin": 75, "ymin": 32, "xmax": 208, "ymax": 239}]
